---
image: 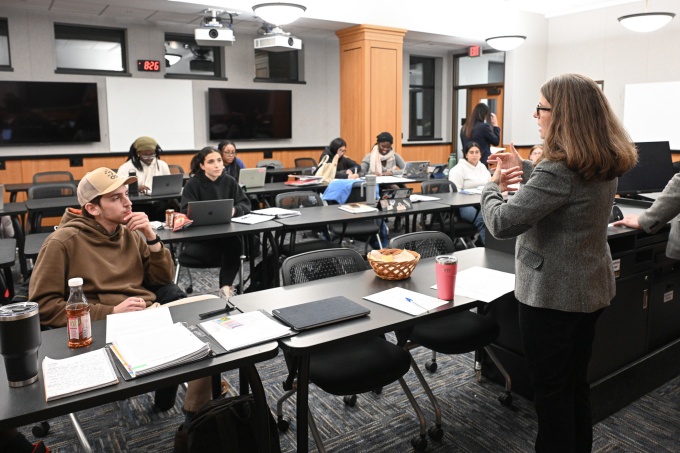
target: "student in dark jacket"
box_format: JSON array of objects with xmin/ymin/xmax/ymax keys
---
[
  {"xmin": 318, "ymin": 137, "xmax": 361, "ymax": 179},
  {"xmin": 460, "ymin": 103, "xmax": 501, "ymax": 167},
  {"xmin": 180, "ymin": 147, "xmax": 251, "ymax": 299},
  {"xmin": 218, "ymin": 140, "xmax": 246, "ymax": 180}
]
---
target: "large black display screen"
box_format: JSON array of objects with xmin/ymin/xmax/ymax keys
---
[
  {"xmin": 617, "ymin": 141, "xmax": 675, "ymax": 196},
  {"xmin": 0, "ymin": 81, "xmax": 101, "ymax": 146},
  {"xmin": 208, "ymin": 88, "xmax": 292, "ymax": 141}
]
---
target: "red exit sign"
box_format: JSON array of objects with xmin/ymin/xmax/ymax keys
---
[{"xmin": 469, "ymin": 46, "xmax": 481, "ymax": 57}]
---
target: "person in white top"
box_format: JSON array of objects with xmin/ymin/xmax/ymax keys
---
[
  {"xmin": 117, "ymin": 136, "xmax": 171, "ymax": 194},
  {"xmin": 117, "ymin": 136, "xmax": 172, "ymax": 221},
  {"xmin": 448, "ymin": 141, "xmax": 491, "ymax": 244}
]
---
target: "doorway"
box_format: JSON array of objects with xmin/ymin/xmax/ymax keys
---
[{"xmin": 468, "ymin": 86, "xmax": 504, "ymax": 146}]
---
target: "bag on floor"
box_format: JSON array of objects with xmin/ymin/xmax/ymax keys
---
[{"xmin": 174, "ymin": 394, "xmax": 281, "ymax": 453}]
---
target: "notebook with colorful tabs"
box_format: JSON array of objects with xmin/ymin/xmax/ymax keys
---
[{"xmin": 272, "ymin": 296, "xmax": 370, "ymax": 331}]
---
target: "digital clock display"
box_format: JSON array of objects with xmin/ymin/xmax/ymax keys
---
[{"xmin": 137, "ymin": 59, "xmax": 161, "ymax": 72}]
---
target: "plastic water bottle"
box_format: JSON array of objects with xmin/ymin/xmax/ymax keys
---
[
  {"xmin": 65, "ymin": 277, "xmax": 92, "ymax": 348},
  {"xmin": 447, "ymin": 152, "xmax": 457, "ymax": 169}
]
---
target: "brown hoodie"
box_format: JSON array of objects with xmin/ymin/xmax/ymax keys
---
[{"xmin": 29, "ymin": 208, "xmax": 174, "ymax": 327}]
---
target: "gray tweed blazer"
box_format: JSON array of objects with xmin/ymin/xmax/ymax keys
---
[
  {"xmin": 481, "ymin": 159, "xmax": 616, "ymax": 313},
  {"xmin": 638, "ymin": 172, "xmax": 680, "ymax": 259}
]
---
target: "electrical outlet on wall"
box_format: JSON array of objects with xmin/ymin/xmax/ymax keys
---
[
  {"xmin": 70, "ymin": 157, "xmax": 83, "ymax": 167},
  {"xmin": 264, "ymin": 150, "xmax": 273, "ymax": 158}
]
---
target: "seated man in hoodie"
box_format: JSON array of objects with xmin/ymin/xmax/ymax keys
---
[{"xmin": 29, "ymin": 167, "xmax": 205, "ymax": 414}]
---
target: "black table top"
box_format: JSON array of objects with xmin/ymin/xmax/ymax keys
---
[
  {"xmin": 0, "ymin": 238, "xmax": 16, "ymax": 267},
  {"xmin": 24, "ymin": 196, "xmax": 80, "ymax": 211},
  {"xmin": 232, "ymin": 247, "xmax": 516, "ymax": 354},
  {"xmin": 242, "ymin": 181, "xmax": 328, "ymax": 196},
  {"xmin": 0, "ymin": 298, "xmax": 279, "ymax": 431},
  {"xmin": 156, "ymin": 220, "xmax": 282, "ymax": 244},
  {"xmin": 0, "ymin": 202, "xmax": 27, "ymax": 216}
]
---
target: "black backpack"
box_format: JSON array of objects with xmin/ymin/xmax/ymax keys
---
[{"xmin": 174, "ymin": 394, "xmax": 281, "ymax": 453}]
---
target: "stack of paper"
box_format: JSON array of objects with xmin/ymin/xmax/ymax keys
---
[
  {"xmin": 252, "ymin": 207, "xmax": 302, "ymax": 218},
  {"xmin": 232, "ymin": 213, "xmax": 276, "ymax": 225},
  {"xmin": 410, "ymin": 194, "xmax": 440, "ymax": 202},
  {"xmin": 200, "ymin": 311, "xmax": 292, "ymax": 352},
  {"xmin": 338, "ymin": 203, "xmax": 379, "ymax": 214},
  {"xmin": 110, "ymin": 323, "xmax": 211, "ymax": 378},
  {"xmin": 42, "ymin": 348, "xmax": 119, "ymax": 401}
]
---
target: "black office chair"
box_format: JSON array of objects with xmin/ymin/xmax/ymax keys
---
[
  {"xmin": 325, "ymin": 183, "xmax": 382, "ymax": 252},
  {"xmin": 173, "ymin": 238, "xmax": 246, "ymax": 295},
  {"xmin": 421, "ymin": 180, "xmax": 478, "ymax": 249},
  {"xmin": 27, "ymin": 182, "xmax": 78, "ymax": 233},
  {"xmin": 168, "ymin": 164, "xmax": 185, "ymax": 175},
  {"xmin": 274, "ymin": 191, "xmax": 337, "ymax": 256},
  {"xmin": 32, "ymin": 171, "xmax": 74, "ymax": 184},
  {"xmin": 294, "ymin": 157, "xmax": 317, "ymax": 169},
  {"xmin": 277, "ymin": 248, "xmax": 429, "ymax": 451},
  {"xmin": 390, "ymin": 231, "xmax": 512, "ymax": 440},
  {"xmin": 256, "ymin": 159, "xmax": 283, "ymax": 169}
]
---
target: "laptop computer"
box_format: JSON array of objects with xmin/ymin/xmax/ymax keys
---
[
  {"xmin": 238, "ymin": 168, "xmax": 267, "ymax": 189},
  {"xmin": 150, "ymin": 174, "xmax": 184, "ymax": 196},
  {"xmin": 272, "ymin": 296, "xmax": 371, "ymax": 331},
  {"xmin": 186, "ymin": 199, "xmax": 234, "ymax": 227},
  {"xmin": 401, "ymin": 161, "xmax": 430, "ymax": 179}
]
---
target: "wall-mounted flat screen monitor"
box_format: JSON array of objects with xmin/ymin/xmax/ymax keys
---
[
  {"xmin": 0, "ymin": 81, "xmax": 100, "ymax": 146},
  {"xmin": 208, "ymin": 88, "xmax": 292, "ymax": 141},
  {"xmin": 617, "ymin": 141, "xmax": 675, "ymax": 196}
]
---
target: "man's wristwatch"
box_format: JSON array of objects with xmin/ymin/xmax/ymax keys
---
[{"xmin": 146, "ymin": 235, "xmax": 161, "ymax": 246}]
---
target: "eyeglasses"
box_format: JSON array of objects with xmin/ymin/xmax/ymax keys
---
[
  {"xmin": 223, "ymin": 151, "xmax": 236, "ymax": 156},
  {"xmin": 536, "ymin": 105, "xmax": 552, "ymax": 116},
  {"xmin": 138, "ymin": 153, "xmax": 155, "ymax": 158}
]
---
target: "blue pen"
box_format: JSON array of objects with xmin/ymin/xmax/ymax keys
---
[{"xmin": 405, "ymin": 297, "xmax": 428, "ymax": 312}]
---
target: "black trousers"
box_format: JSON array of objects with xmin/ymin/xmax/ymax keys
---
[
  {"xmin": 180, "ymin": 236, "xmax": 242, "ymax": 287},
  {"xmin": 518, "ymin": 303, "xmax": 604, "ymax": 453}
]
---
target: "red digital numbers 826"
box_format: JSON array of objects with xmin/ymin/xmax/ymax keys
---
[{"xmin": 137, "ymin": 60, "xmax": 160, "ymax": 72}]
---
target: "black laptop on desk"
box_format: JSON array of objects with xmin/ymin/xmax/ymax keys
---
[
  {"xmin": 272, "ymin": 296, "xmax": 370, "ymax": 331},
  {"xmin": 187, "ymin": 199, "xmax": 234, "ymax": 226},
  {"xmin": 150, "ymin": 174, "xmax": 184, "ymax": 196}
]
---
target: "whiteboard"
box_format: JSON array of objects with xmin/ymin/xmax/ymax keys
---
[
  {"xmin": 106, "ymin": 78, "xmax": 194, "ymax": 152},
  {"xmin": 624, "ymin": 81, "xmax": 680, "ymax": 149}
]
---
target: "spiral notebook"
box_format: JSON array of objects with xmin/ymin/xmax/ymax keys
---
[{"xmin": 272, "ymin": 296, "xmax": 370, "ymax": 331}]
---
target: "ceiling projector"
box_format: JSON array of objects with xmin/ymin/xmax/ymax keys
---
[
  {"xmin": 195, "ymin": 28, "xmax": 234, "ymax": 46},
  {"xmin": 254, "ymin": 35, "xmax": 301, "ymax": 52}
]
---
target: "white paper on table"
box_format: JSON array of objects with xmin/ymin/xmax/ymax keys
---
[
  {"xmin": 106, "ymin": 307, "xmax": 173, "ymax": 343},
  {"xmin": 374, "ymin": 175, "xmax": 416, "ymax": 184},
  {"xmin": 431, "ymin": 266, "xmax": 515, "ymax": 303},
  {"xmin": 232, "ymin": 213, "xmax": 276, "ymax": 224},
  {"xmin": 459, "ymin": 186, "xmax": 484, "ymax": 195},
  {"xmin": 363, "ymin": 287, "xmax": 448, "ymax": 316},
  {"xmin": 410, "ymin": 194, "xmax": 440, "ymax": 202},
  {"xmin": 42, "ymin": 348, "xmax": 119, "ymax": 401}
]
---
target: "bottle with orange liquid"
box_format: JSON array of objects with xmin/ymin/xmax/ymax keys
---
[{"xmin": 65, "ymin": 277, "xmax": 92, "ymax": 348}]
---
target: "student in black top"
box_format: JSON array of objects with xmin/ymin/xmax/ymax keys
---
[
  {"xmin": 318, "ymin": 137, "xmax": 361, "ymax": 179},
  {"xmin": 180, "ymin": 147, "xmax": 251, "ymax": 299},
  {"xmin": 460, "ymin": 103, "xmax": 501, "ymax": 167}
]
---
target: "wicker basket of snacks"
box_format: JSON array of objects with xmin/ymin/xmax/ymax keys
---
[{"xmin": 367, "ymin": 249, "xmax": 421, "ymax": 280}]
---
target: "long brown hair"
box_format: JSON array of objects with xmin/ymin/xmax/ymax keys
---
[
  {"xmin": 540, "ymin": 74, "xmax": 637, "ymax": 181},
  {"xmin": 462, "ymin": 103, "xmax": 490, "ymax": 140}
]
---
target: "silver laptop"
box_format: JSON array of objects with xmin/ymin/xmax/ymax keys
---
[
  {"xmin": 186, "ymin": 199, "xmax": 234, "ymax": 226},
  {"xmin": 238, "ymin": 168, "xmax": 267, "ymax": 189},
  {"xmin": 401, "ymin": 161, "xmax": 430, "ymax": 179},
  {"xmin": 150, "ymin": 174, "xmax": 184, "ymax": 196}
]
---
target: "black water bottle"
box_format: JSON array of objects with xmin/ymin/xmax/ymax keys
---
[{"xmin": 128, "ymin": 170, "xmax": 139, "ymax": 196}]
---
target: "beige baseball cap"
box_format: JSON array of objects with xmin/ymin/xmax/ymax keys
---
[{"xmin": 77, "ymin": 167, "xmax": 136, "ymax": 206}]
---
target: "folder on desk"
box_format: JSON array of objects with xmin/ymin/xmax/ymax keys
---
[{"xmin": 272, "ymin": 296, "xmax": 370, "ymax": 331}]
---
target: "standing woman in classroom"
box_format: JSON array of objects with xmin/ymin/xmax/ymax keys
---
[
  {"xmin": 460, "ymin": 103, "xmax": 501, "ymax": 167},
  {"xmin": 481, "ymin": 74, "xmax": 637, "ymax": 453},
  {"xmin": 180, "ymin": 147, "xmax": 251, "ymax": 299}
]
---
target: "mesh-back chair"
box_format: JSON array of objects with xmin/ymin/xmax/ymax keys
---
[
  {"xmin": 256, "ymin": 159, "xmax": 283, "ymax": 169},
  {"xmin": 274, "ymin": 191, "xmax": 337, "ymax": 256},
  {"xmin": 326, "ymin": 184, "xmax": 382, "ymax": 252},
  {"xmin": 294, "ymin": 157, "xmax": 317, "ymax": 168},
  {"xmin": 168, "ymin": 164, "xmax": 185, "ymax": 174},
  {"xmin": 277, "ymin": 248, "xmax": 429, "ymax": 451},
  {"xmin": 32, "ymin": 171, "xmax": 74, "ymax": 184},
  {"xmin": 390, "ymin": 231, "xmax": 512, "ymax": 439},
  {"xmin": 27, "ymin": 182, "xmax": 77, "ymax": 233},
  {"xmin": 421, "ymin": 180, "xmax": 478, "ymax": 249}
]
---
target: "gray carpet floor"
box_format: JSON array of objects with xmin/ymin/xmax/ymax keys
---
[{"xmin": 8, "ymin": 231, "xmax": 680, "ymax": 452}]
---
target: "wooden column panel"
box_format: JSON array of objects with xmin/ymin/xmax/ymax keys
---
[{"xmin": 336, "ymin": 25, "xmax": 406, "ymax": 159}]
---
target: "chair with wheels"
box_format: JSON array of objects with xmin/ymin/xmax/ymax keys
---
[
  {"xmin": 27, "ymin": 182, "xmax": 78, "ymax": 233},
  {"xmin": 294, "ymin": 157, "xmax": 317, "ymax": 169},
  {"xmin": 274, "ymin": 191, "xmax": 337, "ymax": 257},
  {"xmin": 389, "ymin": 231, "xmax": 513, "ymax": 441},
  {"xmin": 421, "ymin": 180, "xmax": 479, "ymax": 249},
  {"xmin": 325, "ymin": 183, "xmax": 383, "ymax": 252},
  {"xmin": 277, "ymin": 248, "xmax": 429, "ymax": 451},
  {"xmin": 32, "ymin": 171, "xmax": 74, "ymax": 184}
]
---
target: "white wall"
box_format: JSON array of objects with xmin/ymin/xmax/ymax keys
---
[{"xmin": 0, "ymin": 8, "xmax": 340, "ymax": 156}]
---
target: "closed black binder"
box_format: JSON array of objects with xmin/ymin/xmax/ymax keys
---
[{"xmin": 272, "ymin": 296, "xmax": 370, "ymax": 331}]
